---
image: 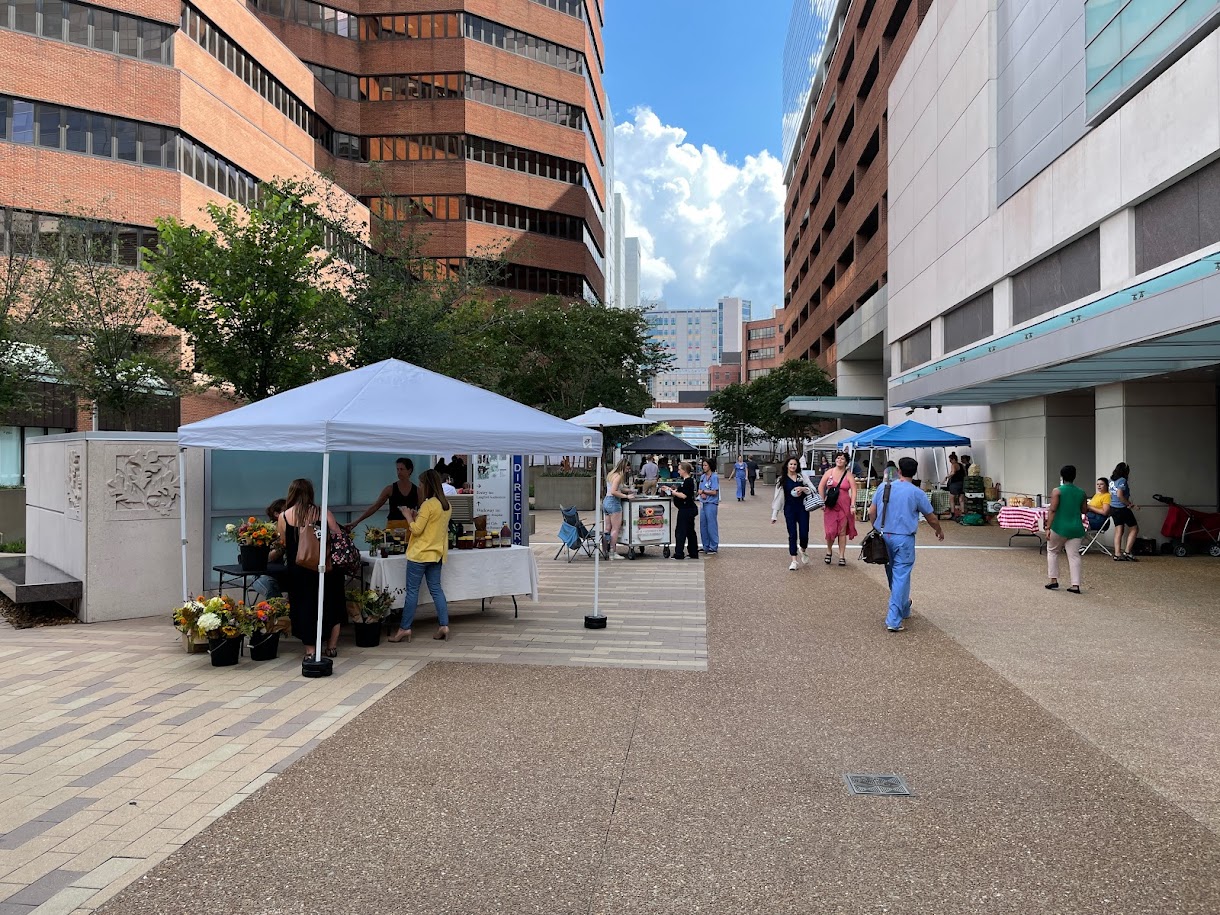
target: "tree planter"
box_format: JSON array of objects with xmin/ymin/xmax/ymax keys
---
[
  {"xmin": 238, "ymin": 544, "xmax": 270, "ymax": 572},
  {"xmin": 248, "ymin": 631, "xmax": 281, "ymax": 661},
  {"xmin": 207, "ymin": 636, "xmax": 243, "ymax": 666},
  {"xmin": 353, "ymin": 622, "xmax": 382, "ymax": 647}
]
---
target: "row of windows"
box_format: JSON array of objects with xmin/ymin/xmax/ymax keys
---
[
  {"xmin": 0, "ymin": 207, "xmax": 158, "ymax": 267},
  {"xmin": 426, "ymin": 257, "xmax": 591, "ymax": 298},
  {"xmin": 0, "ymin": 95, "xmax": 175, "ymax": 168},
  {"xmin": 251, "ymin": 2, "xmax": 583, "ymax": 76},
  {"xmin": 0, "ymin": 95, "xmax": 260, "ymax": 207},
  {"xmin": 747, "ymin": 346, "xmax": 776, "ymax": 361},
  {"xmin": 747, "ymin": 325, "xmax": 777, "ymax": 340},
  {"xmin": 0, "ymin": 0, "xmax": 173, "ymax": 64},
  {"xmin": 329, "ymin": 131, "xmax": 585, "ymax": 184},
  {"xmin": 181, "ymin": 5, "xmax": 327, "ymax": 146},
  {"xmin": 528, "ymin": 0, "xmax": 585, "ymax": 19},
  {"xmin": 363, "ymin": 195, "xmax": 588, "ymax": 244},
  {"xmin": 308, "ymin": 64, "xmax": 585, "ymax": 130}
]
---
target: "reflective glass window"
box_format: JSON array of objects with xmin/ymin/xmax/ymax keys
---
[
  {"xmin": 67, "ymin": 3, "xmax": 89, "ymax": 43},
  {"xmin": 10, "ymin": 100, "xmax": 34, "ymax": 144},
  {"xmin": 64, "ymin": 109, "xmax": 87, "ymax": 152},
  {"xmin": 35, "ymin": 105, "xmax": 62, "ymax": 148},
  {"xmin": 13, "ymin": 0, "xmax": 37, "ymax": 33},
  {"xmin": 40, "ymin": 1, "xmax": 65, "ymax": 39},
  {"xmin": 91, "ymin": 8, "xmax": 114, "ymax": 51},
  {"xmin": 114, "ymin": 119, "xmax": 136, "ymax": 161}
]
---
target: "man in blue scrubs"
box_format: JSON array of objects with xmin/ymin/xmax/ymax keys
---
[{"xmin": 868, "ymin": 456, "xmax": 945, "ymax": 632}]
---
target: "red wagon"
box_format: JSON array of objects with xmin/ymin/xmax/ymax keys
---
[{"xmin": 1155, "ymin": 493, "xmax": 1220, "ymax": 558}]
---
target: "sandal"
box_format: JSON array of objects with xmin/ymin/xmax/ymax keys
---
[
  {"xmin": 323, "ymin": 646, "xmax": 338, "ymax": 658},
  {"xmin": 824, "ymin": 553, "xmax": 832, "ymax": 565},
  {"xmin": 838, "ymin": 557, "xmax": 846, "ymax": 567}
]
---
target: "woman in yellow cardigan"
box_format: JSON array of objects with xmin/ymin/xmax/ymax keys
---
[{"xmin": 389, "ymin": 469, "xmax": 453, "ymax": 643}]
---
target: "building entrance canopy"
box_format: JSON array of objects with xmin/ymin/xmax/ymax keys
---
[
  {"xmin": 892, "ymin": 249, "xmax": 1220, "ymax": 408},
  {"xmin": 781, "ymin": 396, "xmax": 886, "ymax": 425}
]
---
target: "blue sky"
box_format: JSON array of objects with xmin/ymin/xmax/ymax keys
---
[
  {"xmin": 601, "ymin": 1, "xmax": 790, "ymax": 311},
  {"xmin": 603, "ymin": 1, "xmax": 787, "ymax": 162}
]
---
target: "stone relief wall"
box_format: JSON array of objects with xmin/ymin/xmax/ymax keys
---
[
  {"xmin": 104, "ymin": 449, "xmax": 180, "ymax": 521},
  {"xmin": 66, "ymin": 446, "xmax": 84, "ymax": 521}
]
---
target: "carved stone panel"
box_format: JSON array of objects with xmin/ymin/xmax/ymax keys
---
[
  {"xmin": 66, "ymin": 447, "xmax": 84, "ymax": 521},
  {"xmin": 104, "ymin": 449, "xmax": 180, "ymax": 521}
]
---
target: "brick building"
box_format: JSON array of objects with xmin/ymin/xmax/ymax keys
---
[
  {"xmin": 707, "ymin": 361, "xmax": 741, "ymax": 393},
  {"xmin": 781, "ymin": 0, "xmax": 930, "ymax": 380},
  {"xmin": 0, "ymin": 0, "xmax": 607, "ymax": 479},
  {"xmin": 743, "ymin": 306, "xmax": 785, "ymax": 380}
]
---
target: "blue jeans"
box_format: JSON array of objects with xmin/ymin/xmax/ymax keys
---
[
  {"xmin": 401, "ymin": 560, "xmax": 448, "ymax": 630},
  {"xmin": 699, "ymin": 502, "xmax": 720, "ymax": 552},
  {"xmin": 882, "ymin": 533, "xmax": 916, "ymax": 628},
  {"xmin": 783, "ymin": 501, "xmax": 809, "ymax": 555},
  {"xmin": 251, "ymin": 575, "xmax": 282, "ymax": 600}
]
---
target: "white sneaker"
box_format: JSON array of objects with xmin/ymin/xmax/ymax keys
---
[
  {"xmin": 800, "ymin": 551, "xmax": 810, "ymax": 565},
  {"xmin": 789, "ymin": 559, "xmax": 799, "ymax": 571}
]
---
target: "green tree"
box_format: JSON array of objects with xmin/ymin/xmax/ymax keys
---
[
  {"xmin": 0, "ymin": 221, "xmax": 64, "ymax": 414},
  {"xmin": 444, "ymin": 296, "xmax": 671, "ymax": 418},
  {"xmin": 41, "ymin": 218, "xmax": 188, "ymax": 430},
  {"xmin": 706, "ymin": 381, "xmax": 762, "ymax": 453},
  {"xmin": 746, "ymin": 359, "xmax": 835, "ymax": 456},
  {"xmin": 143, "ymin": 178, "xmax": 353, "ymax": 403}
]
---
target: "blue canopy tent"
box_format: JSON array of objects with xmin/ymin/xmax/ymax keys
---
[
  {"xmin": 868, "ymin": 420, "xmax": 972, "ymax": 489},
  {"xmin": 841, "ymin": 424, "xmax": 891, "ymax": 448}
]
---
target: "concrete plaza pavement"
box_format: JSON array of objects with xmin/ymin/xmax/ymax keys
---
[{"xmin": 1, "ymin": 492, "xmax": 1217, "ymax": 912}]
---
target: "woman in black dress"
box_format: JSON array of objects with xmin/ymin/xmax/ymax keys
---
[
  {"xmin": 348, "ymin": 458, "xmax": 421, "ymax": 530},
  {"xmin": 278, "ymin": 478, "xmax": 346, "ymax": 660}
]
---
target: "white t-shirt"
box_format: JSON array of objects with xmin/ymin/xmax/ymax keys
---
[{"xmin": 442, "ymin": 483, "xmax": 458, "ymax": 496}]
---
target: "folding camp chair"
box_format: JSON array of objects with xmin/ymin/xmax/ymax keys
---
[
  {"xmin": 1079, "ymin": 515, "xmax": 1113, "ymax": 557},
  {"xmin": 554, "ymin": 505, "xmax": 600, "ymax": 562}
]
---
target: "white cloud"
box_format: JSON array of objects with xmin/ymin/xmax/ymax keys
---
[{"xmin": 613, "ymin": 107, "xmax": 784, "ymax": 312}]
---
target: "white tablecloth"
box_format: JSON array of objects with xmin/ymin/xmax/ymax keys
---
[{"xmin": 365, "ymin": 546, "xmax": 539, "ymax": 609}]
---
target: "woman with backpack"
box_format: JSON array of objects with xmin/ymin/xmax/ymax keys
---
[{"xmin": 819, "ymin": 451, "xmax": 858, "ymax": 566}]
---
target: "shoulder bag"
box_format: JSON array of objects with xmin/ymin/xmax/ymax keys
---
[
  {"xmin": 823, "ymin": 469, "xmax": 849, "ymax": 509},
  {"xmin": 294, "ymin": 510, "xmax": 331, "ymax": 574},
  {"xmin": 859, "ymin": 483, "xmax": 891, "ymax": 564},
  {"xmin": 329, "ymin": 526, "xmax": 363, "ymax": 576}
]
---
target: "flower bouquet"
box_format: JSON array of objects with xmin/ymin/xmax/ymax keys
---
[
  {"xmin": 346, "ymin": 587, "xmax": 400, "ymax": 647},
  {"xmin": 219, "ymin": 517, "xmax": 279, "ymax": 571},
  {"xmin": 193, "ymin": 595, "xmax": 252, "ymax": 667},
  {"xmin": 364, "ymin": 527, "xmax": 386, "ymax": 556},
  {"xmin": 249, "ymin": 597, "xmax": 290, "ymax": 662}
]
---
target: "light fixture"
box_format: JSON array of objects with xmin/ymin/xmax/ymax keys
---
[
  {"xmin": 936, "ymin": 405, "xmax": 943, "ymax": 414},
  {"xmin": 906, "ymin": 407, "xmax": 916, "ymax": 416}
]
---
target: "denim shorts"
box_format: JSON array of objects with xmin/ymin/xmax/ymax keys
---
[{"xmin": 603, "ymin": 495, "xmax": 623, "ymax": 515}]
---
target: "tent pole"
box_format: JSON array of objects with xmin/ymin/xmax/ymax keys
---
[
  {"xmin": 178, "ymin": 447, "xmax": 189, "ymax": 603},
  {"xmin": 593, "ymin": 451, "xmax": 602, "ymax": 618},
  {"xmin": 314, "ymin": 452, "xmax": 331, "ymax": 656}
]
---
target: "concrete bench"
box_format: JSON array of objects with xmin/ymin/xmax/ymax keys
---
[{"xmin": 0, "ymin": 556, "xmax": 83, "ymax": 606}]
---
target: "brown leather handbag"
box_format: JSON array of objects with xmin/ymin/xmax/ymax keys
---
[{"xmin": 294, "ymin": 510, "xmax": 332, "ymax": 573}]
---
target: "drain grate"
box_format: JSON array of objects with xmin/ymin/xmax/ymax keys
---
[{"xmin": 843, "ymin": 773, "xmax": 913, "ymax": 796}]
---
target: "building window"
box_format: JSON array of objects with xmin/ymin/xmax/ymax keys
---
[
  {"xmin": 943, "ymin": 289, "xmax": 994, "ymax": 354},
  {"xmin": 0, "ymin": 0, "xmax": 174, "ymax": 64},
  {"xmin": 1135, "ymin": 156, "xmax": 1220, "ymax": 273},
  {"xmin": 0, "ymin": 206, "xmax": 158, "ymax": 266},
  {"xmin": 748, "ymin": 347, "xmax": 776, "ymax": 361},
  {"xmin": 1085, "ymin": 0, "xmax": 1220, "ymax": 123},
  {"xmin": 1011, "ymin": 230, "xmax": 1100, "ymax": 324},
  {"xmin": 899, "ymin": 325, "xmax": 931, "ymax": 371},
  {"xmin": 747, "ymin": 325, "xmax": 776, "ymax": 340}
]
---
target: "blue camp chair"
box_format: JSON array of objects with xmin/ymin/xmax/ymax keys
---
[{"xmin": 554, "ymin": 505, "xmax": 599, "ymax": 562}]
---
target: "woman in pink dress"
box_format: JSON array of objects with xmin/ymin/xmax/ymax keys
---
[{"xmin": 819, "ymin": 451, "xmax": 858, "ymax": 566}]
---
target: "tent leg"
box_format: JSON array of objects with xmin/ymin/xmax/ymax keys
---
[
  {"xmin": 585, "ymin": 452, "xmax": 605, "ymax": 629},
  {"xmin": 312, "ymin": 453, "xmax": 332, "ymax": 666},
  {"xmin": 178, "ymin": 447, "xmax": 189, "ymax": 603}
]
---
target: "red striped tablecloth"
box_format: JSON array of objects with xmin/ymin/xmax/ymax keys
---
[{"xmin": 996, "ymin": 506, "xmax": 1048, "ymax": 532}]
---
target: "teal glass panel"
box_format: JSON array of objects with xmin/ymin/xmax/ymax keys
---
[
  {"xmin": 1086, "ymin": 15, "xmax": 1122, "ymax": 89},
  {"xmin": 1086, "ymin": 0, "xmax": 1127, "ymax": 42},
  {"xmin": 209, "ymin": 451, "xmax": 353, "ymax": 512}
]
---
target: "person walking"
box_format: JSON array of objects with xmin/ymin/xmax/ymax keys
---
[
  {"xmin": 1108, "ymin": 462, "xmax": 1141, "ymax": 560},
  {"xmin": 698, "ymin": 458, "xmax": 721, "ymax": 554},
  {"xmin": 746, "ymin": 457, "xmax": 759, "ymax": 496},
  {"xmin": 868, "ymin": 457, "xmax": 945, "ymax": 632},
  {"xmin": 389, "ymin": 469, "xmax": 453, "ymax": 642},
  {"xmin": 771, "ymin": 455, "xmax": 814, "ymax": 570},
  {"xmin": 733, "ymin": 454, "xmax": 748, "ymax": 501},
  {"xmin": 665, "ymin": 462, "xmax": 699, "ymax": 559},
  {"xmin": 819, "ymin": 451, "xmax": 857, "ymax": 567},
  {"xmin": 1046, "ymin": 464, "xmax": 1087, "ymax": 593}
]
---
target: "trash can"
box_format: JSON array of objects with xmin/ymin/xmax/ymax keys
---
[{"xmin": 762, "ymin": 464, "xmax": 778, "ymax": 486}]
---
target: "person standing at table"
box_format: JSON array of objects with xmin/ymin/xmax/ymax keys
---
[
  {"xmin": 665, "ymin": 462, "xmax": 699, "ymax": 559},
  {"xmin": 347, "ymin": 458, "xmax": 419, "ymax": 532},
  {"xmin": 640, "ymin": 455, "xmax": 659, "ymax": 495},
  {"xmin": 1045, "ymin": 464, "xmax": 1087, "ymax": 593},
  {"xmin": 698, "ymin": 458, "xmax": 721, "ymax": 554},
  {"xmin": 771, "ymin": 455, "xmax": 813, "ymax": 571},
  {"xmin": 278, "ymin": 479, "xmax": 345, "ymax": 660},
  {"xmin": 602, "ymin": 458, "xmax": 634, "ymax": 560},
  {"xmin": 1108, "ymin": 462, "xmax": 1141, "ymax": 561},
  {"xmin": 819, "ymin": 451, "xmax": 857, "ymax": 567},
  {"xmin": 732, "ymin": 454, "xmax": 748, "ymax": 502},
  {"xmin": 868, "ymin": 457, "xmax": 945, "ymax": 633},
  {"xmin": 389, "ymin": 469, "xmax": 453, "ymax": 642}
]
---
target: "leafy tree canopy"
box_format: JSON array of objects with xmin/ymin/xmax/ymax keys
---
[{"xmin": 748, "ymin": 359, "xmax": 835, "ymax": 454}]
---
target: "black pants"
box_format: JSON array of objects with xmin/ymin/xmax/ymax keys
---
[
  {"xmin": 674, "ymin": 510, "xmax": 699, "ymax": 558},
  {"xmin": 749, "ymin": 478, "xmax": 756, "ymax": 495}
]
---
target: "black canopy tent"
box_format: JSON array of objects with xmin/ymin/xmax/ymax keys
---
[{"xmin": 621, "ymin": 430, "xmax": 700, "ymax": 455}]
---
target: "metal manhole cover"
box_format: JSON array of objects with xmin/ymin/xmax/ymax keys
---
[{"xmin": 843, "ymin": 773, "xmax": 913, "ymax": 796}]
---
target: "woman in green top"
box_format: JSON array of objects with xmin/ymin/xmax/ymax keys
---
[{"xmin": 1045, "ymin": 464, "xmax": 1088, "ymax": 593}]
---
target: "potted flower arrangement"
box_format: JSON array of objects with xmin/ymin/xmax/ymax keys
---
[
  {"xmin": 218, "ymin": 517, "xmax": 279, "ymax": 572},
  {"xmin": 248, "ymin": 597, "xmax": 290, "ymax": 661},
  {"xmin": 173, "ymin": 597, "xmax": 208, "ymax": 653},
  {"xmin": 346, "ymin": 587, "xmax": 398, "ymax": 647},
  {"xmin": 193, "ymin": 595, "xmax": 251, "ymax": 666}
]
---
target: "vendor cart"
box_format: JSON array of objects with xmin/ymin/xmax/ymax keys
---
[{"xmin": 614, "ymin": 495, "xmax": 674, "ymax": 559}]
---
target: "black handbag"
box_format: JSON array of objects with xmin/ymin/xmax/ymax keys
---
[
  {"xmin": 823, "ymin": 469, "xmax": 848, "ymax": 509},
  {"xmin": 859, "ymin": 483, "xmax": 891, "ymax": 564}
]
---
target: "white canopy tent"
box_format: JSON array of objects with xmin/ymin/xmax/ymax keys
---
[{"xmin": 177, "ymin": 360, "xmax": 605, "ymax": 668}]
